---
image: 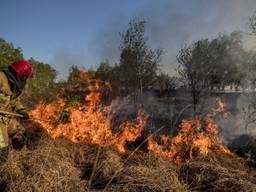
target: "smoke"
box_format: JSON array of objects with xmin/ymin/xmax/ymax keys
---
[
  {"xmin": 48, "ymin": 0, "xmax": 256, "ymax": 148},
  {"xmin": 47, "ymin": 0, "xmax": 256, "ymax": 78},
  {"xmin": 108, "ymin": 91, "xmax": 178, "ymax": 136},
  {"xmin": 87, "ymin": 3, "xmax": 256, "ymax": 146},
  {"xmin": 89, "ymin": 0, "xmax": 256, "ymax": 74},
  {"xmin": 88, "ymin": 22, "xmax": 122, "ymax": 67},
  {"xmin": 141, "ymin": 0, "xmax": 256, "ymax": 68},
  {"xmin": 90, "ymin": 0, "xmax": 256, "ymax": 145},
  {"xmin": 50, "ymin": 48, "xmax": 89, "ymax": 80}
]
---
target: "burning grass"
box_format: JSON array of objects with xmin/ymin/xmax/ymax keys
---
[
  {"xmin": 0, "ymin": 135, "xmax": 255, "ymax": 192},
  {"xmin": 30, "ymin": 71, "xmax": 232, "ymax": 163},
  {"xmin": 0, "ymin": 136, "xmax": 187, "ymax": 192},
  {"xmin": 29, "ymin": 71, "xmax": 148, "ymax": 153},
  {"xmin": 1, "ymin": 71, "xmax": 256, "ymax": 191}
]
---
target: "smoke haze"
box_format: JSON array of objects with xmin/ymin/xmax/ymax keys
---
[{"xmin": 89, "ymin": 0, "xmax": 256, "ymax": 75}]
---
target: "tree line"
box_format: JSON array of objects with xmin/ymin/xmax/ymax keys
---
[
  {"xmin": 95, "ymin": 20, "xmax": 256, "ymax": 113},
  {"xmin": 1, "ymin": 18, "xmax": 256, "ymax": 112}
]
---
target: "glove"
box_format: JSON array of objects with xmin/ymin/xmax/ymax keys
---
[{"xmin": 18, "ymin": 110, "xmax": 30, "ymax": 120}]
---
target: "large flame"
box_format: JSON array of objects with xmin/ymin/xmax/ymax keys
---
[
  {"xmin": 30, "ymin": 71, "xmax": 232, "ymax": 163},
  {"xmin": 148, "ymin": 98, "xmax": 232, "ymax": 164},
  {"xmin": 30, "ymin": 71, "xmax": 147, "ymax": 153}
]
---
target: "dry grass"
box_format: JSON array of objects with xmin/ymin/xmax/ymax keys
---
[
  {"xmin": 0, "ymin": 138, "xmax": 88, "ymax": 192},
  {"xmin": 178, "ymin": 155, "xmax": 256, "ymax": 192},
  {"xmin": 0, "ymin": 129, "xmax": 255, "ymax": 192},
  {"xmin": 179, "ymin": 163, "xmax": 256, "ymax": 192}
]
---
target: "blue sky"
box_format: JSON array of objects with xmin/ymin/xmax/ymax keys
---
[{"xmin": 1, "ymin": 0, "xmax": 256, "ymax": 78}]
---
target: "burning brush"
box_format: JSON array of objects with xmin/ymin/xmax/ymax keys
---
[
  {"xmin": 29, "ymin": 71, "xmax": 232, "ymax": 164},
  {"xmin": 148, "ymin": 98, "xmax": 233, "ymax": 164},
  {"xmin": 29, "ymin": 71, "xmax": 147, "ymax": 153}
]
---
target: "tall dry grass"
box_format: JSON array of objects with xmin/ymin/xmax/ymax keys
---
[{"xmin": 0, "ymin": 127, "xmax": 255, "ymax": 192}]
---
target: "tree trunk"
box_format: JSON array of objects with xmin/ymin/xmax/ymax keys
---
[
  {"xmin": 245, "ymin": 123, "xmax": 249, "ymax": 135},
  {"xmin": 192, "ymin": 91, "xmax": 197, "ymax": 115},
  {"xmin": 140, "ymin": 79, "xmax": 143, "ymax": 97}
]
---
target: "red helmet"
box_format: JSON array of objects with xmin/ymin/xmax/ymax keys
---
[{"xmin": 9, "ymin": 60, "xmax": 33, "ymax": 79}]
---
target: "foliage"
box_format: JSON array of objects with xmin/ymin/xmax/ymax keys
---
[
  {"xmin": 157, "ymin": 73, "xmax": 177, "ymax": 94},
  {"xmin": 119, "ymin": 19, "xmax": 163, "ymax": 96},
  {"xmin": 58, "ymin": 65, "xmax": 87, "ymax": 104},
  {"xmin": 96, "ymin": 61, "xmax": 121, "ymax": 97},
  {"xmin": 177, "ymin": 32, "xmax": 245, "ymax": 112},
  {"xmin": 67, "ymin": 65, "xmax": 82, "ymax": 84},
  {"xmin": 0, "ymin": 37, "xmax": 23, "ymax": 69},
  {"xmin": 21, "ymin": 58, "xmax": 57, "ymax": 107},
  {"xmin": 96, "ymin": 60, "xmax": 113, "ymax": 81}
]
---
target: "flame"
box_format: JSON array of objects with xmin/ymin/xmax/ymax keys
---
[
  {"xmin": 30, "ymin": 71, "xmax": 147, "ymax": 153},
  {"xmin": 148, "ymin": 98, "xmax": 232, "ymax": 164},
  {"xmin": 30, "ymin": 71, "xmax": 232, "ymax": 163}
]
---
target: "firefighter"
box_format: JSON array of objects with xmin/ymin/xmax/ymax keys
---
[{"xmin": 0, "ymin": 60, "xmax": 33, "ymax": 164}]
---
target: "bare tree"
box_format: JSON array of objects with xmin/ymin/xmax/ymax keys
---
[{"xmin": 177, "ymin": 40, "xmax": 211, "ymax": 113}]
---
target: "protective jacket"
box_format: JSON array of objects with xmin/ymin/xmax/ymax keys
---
[{"xmin": 0, "ymin": 71, "xmax": 26, "ymax": 149}]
